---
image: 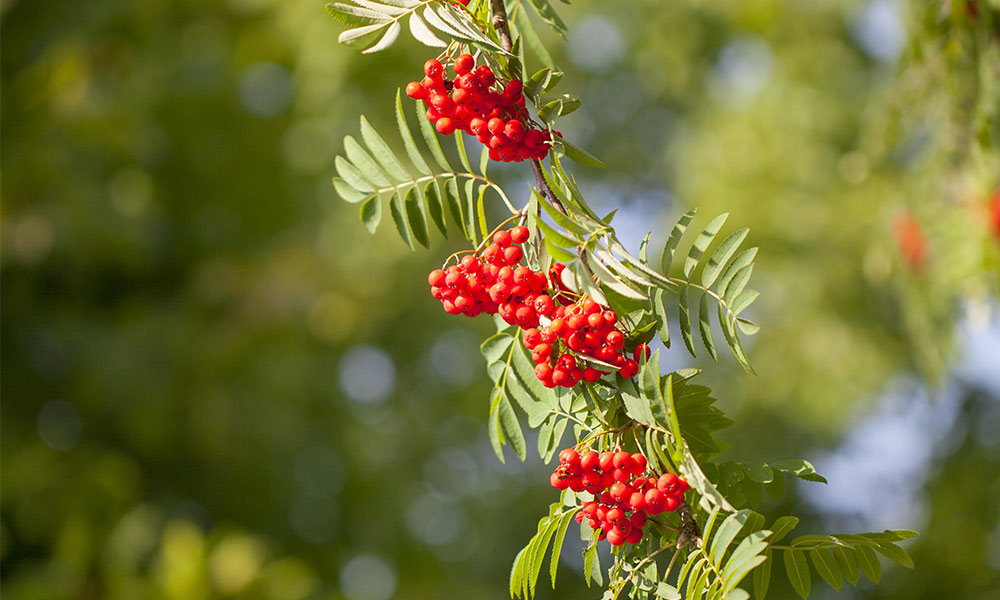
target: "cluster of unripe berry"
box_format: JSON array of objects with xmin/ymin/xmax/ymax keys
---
[
  {"xmin": 405, "ymin": 54, "xmax": 553, "ymax": 163},
  {"xmin": 550, "ymin": 448, "xmax": 689, "ymax": 546},
  {"xmin": 427, "ymin": 225, "xmax": 550, "ymax": 327},
  {"xmin": 522, "ymin": 298, "xmax": 648, "ymax": 389}
]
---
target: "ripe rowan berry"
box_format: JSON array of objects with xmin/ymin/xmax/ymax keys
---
[
  {"xmin": 453, "ymin": 53, "xmax": 475, "ymax": 75},
  {"xmin": 424, "ymin": 59, "xmax": 443, "ymax": 77}
]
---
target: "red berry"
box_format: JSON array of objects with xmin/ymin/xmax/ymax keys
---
[
  {"xmin": 504, "ymin": 79, "xmax": 523, "ymax": 96},
  {"xmin": 428, "ymin": 269, "xmax": 446, "ymax": 286},
  {"xmin": 469, "ymin": 117, "xmax": 488, "ymax": 136},
  {"xmin": 523, "ymin": 328, "xmax": 541, "ymax": 348},
  {"xmin": 581, "ymin": 450, "xmax": 600, "ymax": 471},
  {"xmin": 598, "ymin": 451, "xmax": 616, "ymax": 472},
  {"xmin": 460, "ymin": 255, "xmax": 480, "ymax": 272},
  {"xmin": 631, "ymin": 453, "xmax": 647, "ymax": 474},
  {"xmin": 424, "ymin": 59, "xmax": 443, "ymax": 77},
  {"xmin": 504, "ymin": 119, "xmax": 525, "ymax": 142},
  {"xmin": 430, "ymin": 93, "xmax": 453, "ymax": 113},
  {"xmin": 626, "ymin": 528, "xmax": 643, "ymax": 544},
  {"xmin": 587, "ymin": 313, "xmax": 604, "ymax": 329},
  {"xmin": 582, "ymin": 471, "xmax": 602, "ymax": 492},
  {"xmin": 550, "ymin": 471, "xmax": 569, "ymax": 489},
  {"xmin": 657, "ymin": 473, "xmax": 678, "ymax": 492},
  {"xmin": 453, "ymin": 53, "xmax": 475, "ymax": 75},
  {"xmin": 630, "ymin": 511, "xmax": 647, "ymax": 528},
  {"xmin": 435, "ymin": 117, "xmax": 455, "ymax": 135},
  {"xmin": 503, "ymin": 245, "xmax": 523, "ymax": 265},
  {"xmin": 558, "ymin": 448, "xmax": 580, "ymax": 467},
  {"xmin": 613, "ymin": 451, "xmax": 632, "ymax": 469},
  {"xmin": 606, "ymin": 529, "xmax": 626, "ymax": 546},
  {"xmin": 510, "ymin": 225, "xmax": 529, "ymax": 244},
  {"xmin": 405, "ymin": 81, "xmax": 426, "ymax": 99},
  {"xmin": 487, "ymin": 117, "xmax": 505, "ymax": 135},
  {"xmin": 534, "ymin": 295, "xmax": 554, "ymax": 316},
  {"xmin": 535, "ymin": 362, "xmax": 552, "ymax": 380}
]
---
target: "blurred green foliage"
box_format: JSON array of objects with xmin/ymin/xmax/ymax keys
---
[{"xmin": 2, "ymin": 0, "xmax": 998, "ymax": 599}]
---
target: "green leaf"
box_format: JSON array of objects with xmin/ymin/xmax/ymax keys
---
[
  {"xmin": 662, "ymin": 208, "xmax": 697, "ymax": 274},
  {"xmin": 722, "ymin": 531, "xmax": 771, "ymax": 593},
  {"xmin": 653, "ymin": 288, "xmax": 671, "ymax": 348},
  {"xmin": 723, "ymin": 265, "xmax": 754, "ymax": 306},
  {"xmin": 509, "ymin": 546, "xmax": 527, "ymax": 597},
  {"xmin": 476, "ymin": 184, "xmax": 489, "ymax": 241},
  {"xmin": 413, "ymin": 97, "xmax": 451, "ymax": 171},
  {"xmin": 489, "ymin": 392, "xmax": 505, "ymax": 464},
  {"xmin": 857, "ymin": 546, "xmax": 882, "ymax": 583},
  {"xmin": 537, "ymin": 219, "xmax": 582, "ymax": 248},
  {"xmin": 731, "ymin": 289, "xmax": 759, "ymax": 315},
  {"xmin": 656, "ymin": 582, "xmax": 681, "ymax": 599},
  {"xmin": 336, "ymin": 155, "xmax": 376, "ymax": 192},
  {"xmin": 326, "ymin": 2, "xmax": 392, "ymax": 25},
  {"xmin": 583, "ymin": 543, "xmax": 599, "ymax": 587},
  {"xmin": 333, "ymin": 177, "xmax": 371, "ymax": 203},
  {"xmin": 344, "ymin": 135, "xmax": 393, "ymax": 186},
  {"xmin": 701, "ymin": 228, "xmax": 749, "ymax": 288},
  {"xmin": 359, "ymin": 195, "xmax": 381, "ymax": 233},
  {"xmin": 710, "ymin": 509, "xmax": 751, "ymax": 564},
  {"xmin": 684, "ymin": 213, "xmax": 729, "ymax": 278},
  {"xmin": 454, "ymin": 131, "xmax": 473, "ymax": 173},
  {"xmin": 545, "ymin": 237, "xmax": 576, "ymax": 262},
  {"xmin": 678, "ymin": 285, "xmax": 696, "ymax": 357},
  {"xmin": 736, "ymin": 318, "xmax": 760, "ymax": 336},
  {"xmin": 403, "ymin": 186, "xmax": 428, "ymax": 247},
  {"xmin": 479, "ymin": 144, "xmax": 489, "ymax": 175},
  {"xmin": 587, "ymin": 249, "xmax": 648, "ymax": 300},
  {"xmin": 423, "ymin": 180, "xmax": 446, "ymax": 236},
  {"xmin": 339, "ymin": 22, "xmax": 388, "ymax": 46},
  {"xmin": 481, "ymin": 332, "xmax": 515, "ymax": 364},
  {"xmin": 463, "ymin": 178, "xmax": 477, "ymax": 244},
  {"xmin": 872, "ymin": 542, "xmax": 914, "ymax": 569},
  {"xmin": 498, "ymin": 395, "xmax": 527, "ymax": 462},
  {"xmin": 769, "ymin": 516, "xmax": 799, "ymax": 543},
  {"xmin": 362, "ymin": 19, "xmax": 401, "ymax": 53},
  {"xmin": 769, "ymin": 459, "xmax": 827, "ymax": 483},
  {"xmin": 558, "ymin": 138, "xmax": 606, "ymax": 168},
  {"xmin": 783, "ymin": 549, "xmax": 811, "ymax": 599},
  {"xmin": 407, "ymin": 11, "xmax": 447, "ymax": 46},
  {"xmin": 832, "ymin": 547, "xmax": 860, "ymax": 586},
  {"xmin": 388, "ymin": 191, "xmax": 413, "ymax": 249},
  {"xmin": 443, "ymin": 177, "xmax": 466, "ymax": 239},
  {"xmin": 810, "ymin": 548, "xmax": 843, "ymax": 590},
  {"xmin": 697, "ymin": 292, "xmax": 718, "ymax": 360},
  {"xmin": 753, "ymin": 550, "xmax": 772, "ymax": 600},
  {"xmin": 593, "ymin": 247, "xmax": 655, "ymax": 288},
  {"xmin": 394, "ymin": 90, "xmax": 430, "ymax": 175},
  {"xmin": 549, "ymin": 510, "xmax": 575, "ymax": 587},
  {"xmin": 715, "ymin": 247, "xmax": 757, "ymax": 294},
  {"xmin": 618, "ymin": 375, "xmax": 657, "ymax": 427},
  {"xmin": 360, "ymin": 115, "xmax": 410, "ymax": 181},
  {"xmin": 538, "ymin": 191, "xmax": 589, "ymax": 236}
]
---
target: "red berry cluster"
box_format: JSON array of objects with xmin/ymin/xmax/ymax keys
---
[
  {"xmin": 427, "ymin": 225, "xmax": 551, "ymax": 327},
  {"xmin": 405, "ymin": 55, "xmax": 553, "ymax": 163},
  {"xmin": 521, "ymin": 297, "xmax": 646, "ymax": 389},
  {"xmin": 550, "ymin": 448, "xmax": 689, "ymax": 546}
]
